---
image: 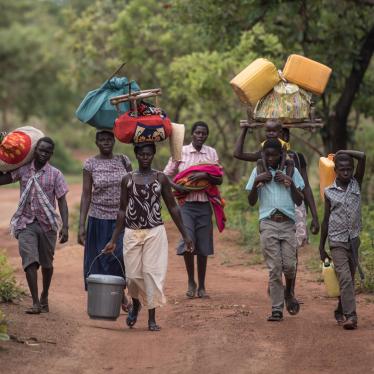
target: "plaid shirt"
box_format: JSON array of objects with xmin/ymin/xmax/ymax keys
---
[
  {"xmin": 11, "ymin": 161, "xmax": 68, "ymax": 232},
  {"xmin": 163, "ymin": 143, "xmax": 220, "ymax": 202},
  {"xmin": 325, "ymin": 178, "xmax": 361, "ymax": 242},
  {"xmin": 246, "ymin": 167, "xmax": 305, "ymax": 222}
]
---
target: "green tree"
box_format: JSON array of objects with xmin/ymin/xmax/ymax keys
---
[
  {"xmin": 0, "ymin": 0, "xmax": 74, "ymax": 130},
  {"xmin": 174, "ymin": 0, "xmax": 374, "ymax": 152}
]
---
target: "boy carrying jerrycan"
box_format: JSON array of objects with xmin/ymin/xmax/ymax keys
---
[{"xmin": 319, "ymin": 150, "xmax": 366, "ymax": 330}]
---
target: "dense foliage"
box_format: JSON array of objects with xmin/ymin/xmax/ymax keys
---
[
  {"xmin": 1, "ymin": 0, "xmax": 373, "ymax": 179},
  {"xmin": 0, "ymin": 0, "xmax": 373, "ymax": 289}
]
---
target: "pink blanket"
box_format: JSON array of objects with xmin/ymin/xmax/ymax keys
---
[{"xmin": 173, "ymin": 164, "xmax": 226, "ymax": 232}]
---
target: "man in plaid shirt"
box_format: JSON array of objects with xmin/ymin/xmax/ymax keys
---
[{"xmin": 0, "ymin": 137, "xmax": 69, "ymax": 314}]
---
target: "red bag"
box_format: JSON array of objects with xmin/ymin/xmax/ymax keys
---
[{"xmin": 114, "ymin": 110, "xmax": 172, "ymax": 144}]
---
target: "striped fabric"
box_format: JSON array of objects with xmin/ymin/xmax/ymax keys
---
[
  {"xmin": 163, "ymin": 143, "xmax": 219, "ymax": 202},
  {"xmin": 11, "ymin": 161, "xmax": 68, "ymax": 233}
]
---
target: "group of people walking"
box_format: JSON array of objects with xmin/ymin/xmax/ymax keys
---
[{"xmin": 0, "ymin": 119, "xmax": 366, "ymax": 332}]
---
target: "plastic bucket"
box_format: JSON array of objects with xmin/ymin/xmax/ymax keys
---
[{"xmin": 86, "ymin": 253, "xmax": 126, "ymax": 321}]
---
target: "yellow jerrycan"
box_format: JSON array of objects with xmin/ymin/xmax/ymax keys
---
[
  {"xmin": 319, "ymin": 154, "xmax": 336, "ymax": 200},
  {"xmin": 322, "ymin": 259, "xmax": 340, "ymax": 297}
]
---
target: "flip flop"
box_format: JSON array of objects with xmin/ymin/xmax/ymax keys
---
[
  {"xmin": 267, "ymin": 311, "xmax": 283, "ymax": 322},
  {"xmin": 334, "ymin": 310, "xmax": 346, "ymax": 325},
  {"xmin": 25, "ymin": 306, "xmax": 41, "ymax": 314},
  {"xmin": 285, "ymin": 295, "xmax": 300, "ymax": 315},
  {"xmin": 186, "ymin": 283, "xmax": 197, "ymax": 298},
  {"xmin": 343, "ymin": 318, "xmax": 358, "ymax": 330},
  {"xmin": 40, "ymin": 304, "xmax": 49, "ymax": 313},
  {"xmin": 126, "ymin": 305, "xmax": 141, "ymax": 328},
  {"xmin": 148, "ymin": 323, "xmax": 161, "ymax": 332},
  {"xmin": 197, "ymin": 289, "xmax": 210, "ymax": 299}
]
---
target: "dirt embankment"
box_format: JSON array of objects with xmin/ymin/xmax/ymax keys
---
[{"xmin": 0, "ymin": 185, "xmax": 373, "ymax": 374}]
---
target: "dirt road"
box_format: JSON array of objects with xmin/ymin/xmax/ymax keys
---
[{"xmin": 1, "ymin": 185, "xmax": 373, "ymax": 374}]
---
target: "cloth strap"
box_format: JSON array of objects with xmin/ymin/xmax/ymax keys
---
[{"xmin": 10, "ymin": 170, "xmax": 62, "ymax": 236}]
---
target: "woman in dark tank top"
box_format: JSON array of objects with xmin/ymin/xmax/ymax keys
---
[{"xmin": 104, "ymin": 142, "xmax": 193, "ymax": 331}]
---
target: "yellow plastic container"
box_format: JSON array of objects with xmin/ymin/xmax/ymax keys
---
[
  {"xmin": 230, "ymin": 58, "xmax": 280, "ymax": 106},
  {"xmin": 319, "ymin": 154, "xmax": 336, "ymax": 200},
  {"xmin": 322, "ymin": 260, "xmax": 340, "ymax": 297},
  {"xmin": 283, "ymin": 54, "xmax": 332, "ymax": 95}
]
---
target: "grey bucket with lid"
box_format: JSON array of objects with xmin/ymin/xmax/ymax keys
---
[{"xmin": 86, "ymin": 253, "xmax": 126, "ymax": 321}]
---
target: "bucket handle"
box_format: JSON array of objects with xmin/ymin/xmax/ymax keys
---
[{"xmin": 87, "ymin": 252, "xmax": 126, "ymax": 280}]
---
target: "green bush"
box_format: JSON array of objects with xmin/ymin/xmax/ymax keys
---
[
  {"xmin": 0, "ymin": 251, "xmax": 24, "ymax": 302},
  {"xmin": 0, "ymin": 309, "xmax": 9, "ymax": 341},
  {"xmin": 221, "ymin": 182, "xmax": 261, "ymax": 254},
  {"xmin": 360, "ymin": 204, "xmax": 374, "ymax": 292}
]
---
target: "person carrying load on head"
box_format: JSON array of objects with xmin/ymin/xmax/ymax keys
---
[
  {"xmin": 234, "ymin": 120, "xmax": 319, "ymax": 314},
  {"xmin": 163, "ymin": 121, "xmax": 223, "ymax": 299},
  {"xmin": 78, "ymin": 129, "xmax": 132, "ymax": 312},
  {"xmin": 234, "ymin": 119, "xmax": 294, "ymax": 185},
  {"xmin": 0, "ymin": 137, "xmax": 69, "ymax": 314},
  {"xmin": 246, "ymin": 139, "xmax": 304, "ymax": 322},
  {"xmin": 103, "ymin": 142, "xmax": 194, "ymax": 331},
  {"xmin": 319, "ymin": 150, "xmax": 366, "ymax": 330}
]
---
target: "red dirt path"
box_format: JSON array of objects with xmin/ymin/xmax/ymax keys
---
[{"xmin": 0, "ymin": 185, "xmax": 373, "ymax": 374}]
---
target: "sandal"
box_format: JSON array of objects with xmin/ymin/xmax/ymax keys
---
[
  {"xmin": 126, "ymin": 304, "xmax": 141, "ymax": 328},
  {"xmin": 343, "ymin": 318, "xmax": 358, "ymax": 330},
  {"xmin": 25, "ymin": 306, "xmax": 41, "ymax": 315},
  {"xmin": 186, "ymin": 282, "xmax": 197, "ymax": 298},
  {"xmin": 148, "ymin": 322, "xmax": 161, "ymax": 332},
  {"xmin": 285, "ymin": 295, "xmax": 300, "ymax": 315},
  {"xmin": 334, "ymin": 310, "xmax": 346, "ymax": 325},
  {"xmin": 40, "ymin": 304, "xmax": 49, "ymax": 313},
  {"xmin": 267, "ymin": 311, "xmax": 283, "ymax": 322},
  {"xmin": 197, "ymin": 289, "xmax": 210, "ymax": 299}
]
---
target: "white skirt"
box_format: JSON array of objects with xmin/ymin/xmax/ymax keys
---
[{"xmin": 123, "ymin": 225, "xmax": 168, "ymax": 309}]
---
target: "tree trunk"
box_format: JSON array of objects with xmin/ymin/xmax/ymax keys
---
[{"xmin": 326, "ymin": 24, "xmax": 374, "ymax": 152}]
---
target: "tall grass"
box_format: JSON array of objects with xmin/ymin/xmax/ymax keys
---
[{"xmin": 0, "ymin": 251, "xmax": 24, "ymax": 302}]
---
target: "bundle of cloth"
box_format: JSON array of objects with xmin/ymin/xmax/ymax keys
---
[
  {"xmin": 173, "ymin": 162, "xmax": 226, "ymax": 232},
  {"xmin": 0, "ymin": 126, "xmax": 44, "ymax": 172}
]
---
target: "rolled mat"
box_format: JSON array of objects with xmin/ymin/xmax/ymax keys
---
[{"xmin": 169, "ymin": 123, "xmax": 185, "ymax": 161}]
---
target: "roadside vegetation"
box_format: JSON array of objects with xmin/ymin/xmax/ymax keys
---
[{"xmin": 0, "ymin": 251, "xmax": 25, "ymax": 342}]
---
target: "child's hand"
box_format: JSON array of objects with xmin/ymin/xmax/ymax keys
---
[
  {"xmin": 274, "ymin": 170, "xmax": 284, "ymax": 183},
  {"xmin": 255, "ymin": 171, "xmax": 272, "ymax": 187},
  {"xmin": 275, "ymin": 171, "xmax": 292, "ymax": 187},
  {"xmin": 283, "ymin": 177, "xmax": 292, "ymax": 188}
]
